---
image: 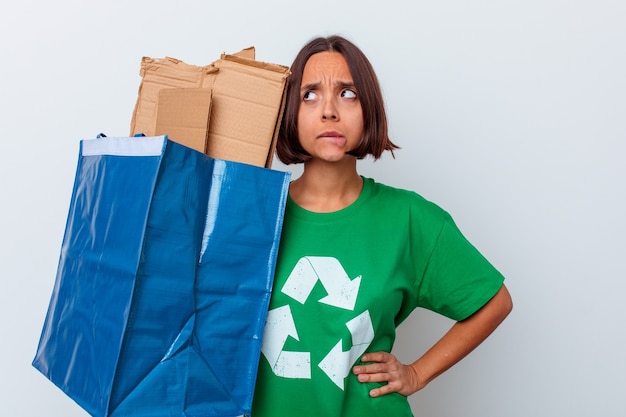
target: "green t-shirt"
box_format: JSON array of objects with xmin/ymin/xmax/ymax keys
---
[{"xmin": 252, "ymin": 177, "xmax": 504, "ymax": 417}]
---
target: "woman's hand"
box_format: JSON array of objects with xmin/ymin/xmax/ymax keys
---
[
  {"xmin": 352, "ymin": 352, "xmax": 422, "ymax": 397},
  {"xmin": 353, "ymin": 284, "xmax": 513, "ymax": 398}
]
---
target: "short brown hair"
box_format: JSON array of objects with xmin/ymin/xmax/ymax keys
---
[{"xmin": 276, "ymin": 35, "xmax": 399, "ymax": 165}]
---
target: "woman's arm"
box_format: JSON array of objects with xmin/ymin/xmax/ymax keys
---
[{"xmin": 352, "ymin": 284, "xmax": 513, "ymax": 397}]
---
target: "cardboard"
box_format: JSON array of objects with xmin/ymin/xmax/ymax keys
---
[
  {"xmin": 205, "ymin": 54, "xmax": 290, "ymax": 168},
  {"xmin": 130, "ymin": 48, "xmax": 290, "ymax": 168},
  {"xmin": 155, "ymin": 88, "xmax": 212, "ymax": 153},
  {"xmin": 130, "ymin": 47, "xmax": 254, "ymax": 139},
  {"xmin": 130, "ymin": 57, "xmax": 218, "ymax": 138}
]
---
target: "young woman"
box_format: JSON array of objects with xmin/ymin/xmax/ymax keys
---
[{"xmin": 252, "ymin": 35, "xmax": 513, "ymax": 417}]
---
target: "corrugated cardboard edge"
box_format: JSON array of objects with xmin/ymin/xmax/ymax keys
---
[
  {"xmin": 218, "ymin": 53, "xmax": 290, "ymax": 75},
  {"xmin": 232, "ymin": 46, "xmax": 255, "ymax": 60},
  {"xmin": 267, "ymin": 78, "xmax": 289, "ymax": 168}
]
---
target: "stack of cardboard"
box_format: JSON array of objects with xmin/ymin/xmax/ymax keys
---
[{"xmin": 130, "ymin": 47, "xmax": 290, "ymax": 168}]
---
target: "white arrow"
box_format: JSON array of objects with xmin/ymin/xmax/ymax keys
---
[
  {"xmin": 282, "ymin": 256, "xmax": 362, "ymax": 311},
  {"xmin": 318, "ymin": 310, "xmax": 375, "ymax": 390},
  {"xmin": 261, "ymin": 305, "xmax": 311, "ymax": 379}
]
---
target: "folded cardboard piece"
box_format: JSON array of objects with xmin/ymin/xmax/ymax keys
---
[
  {"xmin": 154, "ymin": 88, "xmax": 212, "ymax": 154},
  {"xmin": 130, "ymin": 48, "xmax": 290, "ymax": 168}
]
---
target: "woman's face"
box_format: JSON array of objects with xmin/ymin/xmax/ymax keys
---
[{"xmin": 297, "ymin": 51, "xmax": 364, "ymax": 163}]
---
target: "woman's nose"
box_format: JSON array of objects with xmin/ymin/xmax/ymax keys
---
[{"xmin": 321, "ymin": 99, "xmax": 338, "ymax": 120}]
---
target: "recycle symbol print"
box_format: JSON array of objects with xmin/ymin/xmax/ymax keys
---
[{"xmin": 261, "ymin": 256, "xmax": 374, "ymax": 390}]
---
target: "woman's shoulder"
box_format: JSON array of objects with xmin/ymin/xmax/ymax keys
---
[
  {"xmin": 364, "ymin": 177, "xmax": 448, "ymax": 216},
  {"xmin": 363, "ymin": 177, "xmax": 462, "ymax": 242}
]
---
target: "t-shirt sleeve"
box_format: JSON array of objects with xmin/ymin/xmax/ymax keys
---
[{"xmin": 415, "ymin": 211, "xmax": 505, "ymax": 321}]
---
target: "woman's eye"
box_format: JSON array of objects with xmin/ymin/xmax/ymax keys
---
[
  {"xmin": 303, "ymin": 91, "xmax": 317, "ymax": 101},
  {"xmin": 341, "ymin": 89, "xmax": 357, "ymax": 99}
]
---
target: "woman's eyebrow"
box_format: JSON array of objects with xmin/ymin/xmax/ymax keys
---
[
  {"xmin": 336, "ymin": 80, "xmax": 356, "ymax": 89},
  {"xmin": 301, "ymin": 81, "xmax": 320, "ymax": 92},
  {"xmin": 300, "ymin": 80, "xmax": 356, "ymax": 91}
]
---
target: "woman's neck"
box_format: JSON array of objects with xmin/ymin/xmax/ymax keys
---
[{"xmin": 289, "ymin": 158, "xmax": 363, "ymax": 213}]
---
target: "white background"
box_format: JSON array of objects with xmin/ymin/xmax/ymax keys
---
[{"xmin": 1, "ymin": 1, "xmax": 625, "ymax": 416}]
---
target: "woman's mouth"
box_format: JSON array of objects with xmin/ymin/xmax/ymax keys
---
[{"xmin": 317, "ymin": 131, "xmax": 346, "ymax": 146}]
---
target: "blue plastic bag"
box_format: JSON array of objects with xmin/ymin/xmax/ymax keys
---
[{"xmin": 32, "ymin": 135, "xmax": 290, "ymax": 417}]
